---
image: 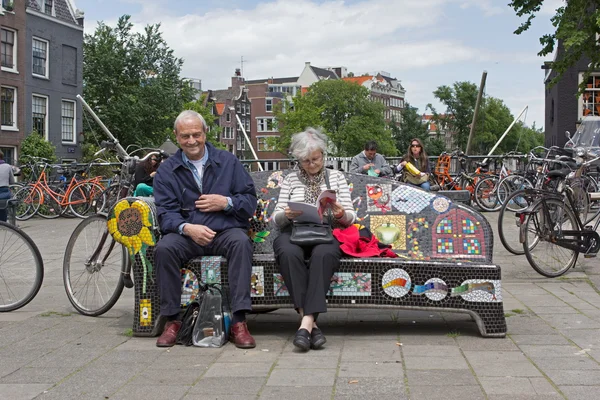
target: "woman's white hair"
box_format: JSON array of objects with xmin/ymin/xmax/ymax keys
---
[
  {"xmin": 289, "ymin": 127, "xmax": 328, "ymax": 160},
  {"xmin": 174, "ymin": 110, "xmax": 208, "ymax": 133}
]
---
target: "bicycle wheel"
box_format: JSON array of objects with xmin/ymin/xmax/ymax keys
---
[
  {"xmin": 497, "ymin": 175, "xmax": 533, "ymax": 206},
  {"xmin": 497, "ymin": 189, "xmax": 540, "ymax": 255},
  {"xmin": 63, "ymin": 214, "xmax": 126, "ymax": 316},
  {"xmin": 0, "ymin": 221, "xmax": 44, "ymax": 312},
  {"xmin": 93, "ymin": 183, "xmax": 132, "ymax": 214},
  {"xmin": 474, "ymin": 176, "xmax": 500, "ymax": 212},
  {"xmin": 13, "ymin": 185, "xmax": 41, "ymax": 221},
  {"xmin": 37, "ymin": 188, "xmax": 64, "ymax": 219},
  {"xmin": 523, "ymin": 198, "xmax": 579, "ymax": 277},
  {"xmin": 68, "ymin": 182, "xmax": 105, "ymax": 219}
]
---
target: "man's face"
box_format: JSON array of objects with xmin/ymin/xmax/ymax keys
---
[
  {"xmin": 365, "ymin": 149, "xmax": 377, "ymax": 160},
  {"xmin": 175, "ymin": 118, "xmax": 206, "ymax": 161}
]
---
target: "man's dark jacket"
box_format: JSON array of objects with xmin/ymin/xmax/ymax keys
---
[{"xmin": 154, "ymin": 143, "xmax": 257, "ymax": 234}]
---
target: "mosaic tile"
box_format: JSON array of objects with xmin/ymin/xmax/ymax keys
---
[
  {"xmin": 201, "ymin": 256, "xmax": 222, "ymax": 284},
  {"xmin": 381, "ymin": 268, "xmax": 411, "ymax": 298},
  {"xmin": 273, "ymin": 273, "xmax": 289, "ymax": 297},
  {"xmin": 366, "ymin": 183, "xmax": 393, "ymax": 212},
  {"xmin": 370, "ymin": 214, "xmax": 406, "ymax": 250},
  {"xmin": 251, "ymin": 266, "xmax": 265, "ymax": 297},
  {"xmin": 391, "ymin": 185, "xmax": 434, "ymax": 213},
  {"xmin": 180, "ymin": 269, "xmax": 200, "ymax": 306},
  {"xmin": 329, "ymin": 272, "xmax": 371, "ymax": 296}
]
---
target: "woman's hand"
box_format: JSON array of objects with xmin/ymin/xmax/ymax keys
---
[
  {"xmin": 284, "ymin": 207, "xmax": 303, "ymax": 220},
  {"xmin": 329, "ymin": 202, "xmax": 345, "ymax": 219},
  {"xmin": 399, "ymin": 161, "xmax": 407, "ymax": 168},
  {"xmin": 150, "ymin": 171, "xmax": 157, "ymax": 178}
]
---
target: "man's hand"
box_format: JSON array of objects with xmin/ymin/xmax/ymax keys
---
[
  {"xmin": 374, "ymin": 169, "xmax": 381, "ymax": 175},
  {"xmin": 195, "ymin": 194, "xmax": 228, "ymax": 212},
  {"xmin": 362, "ymin": 163, "xmax": 373, "ymax": 171},
  {"xmin": 183, "ymin": 224, "xmax": 216, "ymax": 246}
]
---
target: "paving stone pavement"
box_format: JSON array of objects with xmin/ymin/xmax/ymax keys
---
[{"xmin": 1, "ymin": 213, "xmax": 599, "ymax": 400}]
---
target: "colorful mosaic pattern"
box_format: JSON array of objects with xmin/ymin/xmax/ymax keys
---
[
  {"xmin": 436, "ymin": 218, "xmax": 453, "ymax": 234},
  {"xmin": 139, "ymin": 299, "xmax": 152, "ymax": 327},
  {"xmin": 181, "ymin": 269, "xmax": 200, "ymax": 306},
  {"xmin": 251, "ymin": 266, "xmax": 265, "ymax": 297},
  {"xmin": 413, "ymin": 278, "xmax": 448, "ymax": 301},
  {"xmin": 462, "ymin": 218, "xmax": 477, "ymax": 234},
  {"xmin": 370, "ymin": 215, "xmax": 406, "ymax": 250},
  {"xmin": 437, "ymin": 238, "xmax": 454, "ymax": 254},
  {"xmin": 381, "ymin": 268, "xmax": 411, "ymax": 298},
  {"xmin": 329, "ymin": 272, "xmax": 371, "ymax": 296},
  {"xmin": 404, "ymin": 217, "xmax": 430, "ymax": 260},
  {"xmin": 391, "ymin": 185, "xmax": 434, "ymax": 214},
  {"xmin": 463, "ymin": 238, "xmax": 481, "ymax": 255},
  {"xmin": 452, "ymin": 279, "xmax": 502, "ymax": 302},
  {"xmin": 273, "ymin": 273, "xmax": 289, "ymax": 297},
  {"xmin": 366, "ymin": 183, "xmax": 392, "ymax": 212},
  {"xmin": 431, "ymin": 196, "xmax": 451, "ymax": 214},
  {"xmin": 201, "ymin": 256, "xmax": 222, "ymax": 284}
]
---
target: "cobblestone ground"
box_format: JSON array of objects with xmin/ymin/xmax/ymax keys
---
[{"xmin": 0, "ymin": 213, "xmax": 599, "ymax": 400}]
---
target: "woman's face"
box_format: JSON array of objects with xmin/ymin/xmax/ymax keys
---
[
  {"xmin": 410, "ymin": 141, "xmax": 422, "ymax": 157},
  {"xmin": 300, "ymin": 150, "xmax": 324, "ymax": 176}
]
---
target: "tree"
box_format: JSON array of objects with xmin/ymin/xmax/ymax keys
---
[
  {"xmin": 274, "ymin": 80, "xmax": 396, "ymax": 157},
  {"xmin": 510, "ymin": 0, "xmax": 600, "ymax": 91},
  {"xmin": 20, "ymin": 131, "xmax": 57, "ymax": 162},
  {"xmin": 428, "ymin": 82, "xmax": 478, "ymax": 151},
  {"xmin": 394, "ymin": 103, "xmax": 428, "ymax": 153},
  {"xmin": 83, "ymin": 15, "xmax": 195, "ymax": 149}
]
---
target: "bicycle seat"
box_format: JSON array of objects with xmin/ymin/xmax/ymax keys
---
[
  {"xmin": 546, "ymin": 168, "xmax": 571, "ymax": 179},
  {"xmin": 475, "ymin": 161, "xmax": 488, "ymax": 167}
]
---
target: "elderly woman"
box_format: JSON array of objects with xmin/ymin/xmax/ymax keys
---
[{"xmin": 272, "ymin": 128, "xmax": 356, "ymax": 351}]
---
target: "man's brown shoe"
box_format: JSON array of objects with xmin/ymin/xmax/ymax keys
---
[
  {"xmin": 156, "ymin": 321, "xmax": 182, "ymax": 347},
  {"xmin": 230, "ymin": 321, "xmax": 256, "ymax": 349}
]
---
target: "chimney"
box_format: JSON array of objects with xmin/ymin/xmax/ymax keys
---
[
  {"xmin": 234, "ymin": 68, "xmax": 241, "ymax": 77},
  {"xmin": 75, "ymin": 9, "xmax": 85, "ymax": 27}
]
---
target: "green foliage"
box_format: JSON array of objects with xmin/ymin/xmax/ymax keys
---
[
  {"xmin": 428, "ymin": 82, "xmax": 478, "ymax": 151},
  {"xmin": 510, "ymin": 0, "xmax": 600, "ymax": 93},
  {"xmin": 20, "ymin": 131, "xmax": 57, "ymax": 162},
  {"xmin": 83, "ymin": 15, "xmax": 195, "ymax": 149},
  {"xmin": 394, "ymin": 104, "xmax": 428, "ymax": 153},
  {"xmin": 274, "ymin": 80, "xmax": 396, "ymax": 157}
]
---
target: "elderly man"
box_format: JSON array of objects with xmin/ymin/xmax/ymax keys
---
[
  {"xmin": 349, "ymin": 140, "xmax": 393, "ymax": 177},
  {"xmin": 153, "ymin": 110, "xmax": 257, "ymax": 348}
]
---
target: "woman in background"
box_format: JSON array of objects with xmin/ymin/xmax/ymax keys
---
[{"xmin": 396, "ymin": 138, "xmax": 431, "ymax": 191}]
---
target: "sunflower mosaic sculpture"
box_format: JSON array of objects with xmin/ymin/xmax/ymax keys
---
[{"xmin": 107, "ymin": 199, "xmax": 157, "ymax": 293}]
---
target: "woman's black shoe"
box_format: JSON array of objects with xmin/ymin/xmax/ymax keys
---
[
  {"xmin": 310, "ymin": 328, "xmax": 326, "ymax": 349},
  {"xmin": 293, "ymin": 329, "xmax": 311, "ymax": 351}
]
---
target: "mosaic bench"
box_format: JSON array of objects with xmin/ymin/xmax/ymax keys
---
[{"xmin": 127, "ymin": 170, "xmax": 506, "ymax": 338}]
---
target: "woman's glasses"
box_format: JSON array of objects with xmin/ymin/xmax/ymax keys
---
[
  {"xmin": 411, "ymin": 144, "xmax": 421, "ymax": 148},
  {"xmin": 300, "ymin": 155, "xmax": 323, "ymax": 166}
]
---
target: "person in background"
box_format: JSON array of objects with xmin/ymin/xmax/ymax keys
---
[
  {"xmin": 0, "ymin": 150, "xmax": 15, "ymax": 222},
  {"xmin": 153, "ymin": 110, "xmax": 257, "ymax": 349},
  {"xmin": 272, "ymin": 128, "xmax": 356, "ymax": 351},
  {"xmin": 349, "ymin": 141, "xmax": 393, "ymax": 177},
  {"xmin": 396, "ymin": 138, "xmax": 431, "ymax": 191},
  {"xmin": 133, "ymin": 154, "xmax": 161, "ymax": 196}
]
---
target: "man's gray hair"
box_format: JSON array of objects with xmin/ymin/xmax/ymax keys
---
[
  {"xmin": 173, "ymin": 110, "xmax": 208, "ymax": 133},
  {"xmin": 289, "ymin": 127, "xmax": 328, "ymax": 160}
]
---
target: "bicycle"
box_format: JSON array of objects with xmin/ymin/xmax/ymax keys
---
[
  {"xmin": 0, "ymin": 200, "xmax": 44, "ymax": 312},
  {"xmin": 63, "ymin": 141, "xmax": 165, "ymax": 316}
]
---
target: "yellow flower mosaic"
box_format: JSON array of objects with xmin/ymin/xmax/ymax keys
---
[{"xmin": 107, "ymin": 199, "xmax": 156, "ymax": 255}]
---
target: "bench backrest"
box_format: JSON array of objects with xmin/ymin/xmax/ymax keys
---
[{"xmin": 249, "ymin": 170, "xmax": 494, "ymax": 263}]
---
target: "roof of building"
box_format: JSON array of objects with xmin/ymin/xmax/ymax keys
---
[
  {"xmin": 343, "ymin": 75, "xmax": 383, "ymax": 85},
  {"xmin": 27, "ymin": 0, "xmax": 80, "ymax": 26},
  {"xmin": 215, "ymin": 103, "xmax": 226, "ymax": 116},
  {"xmin": 211, "ymin": 88, "xmax": 237, "ymax": 102},
  {"xmin": 311, "ymin": 66, "xmax": 338, "ymax": 80},
  {"xmin": 245, "ymin": 77, "xmax": 299, "ymax": 84}
]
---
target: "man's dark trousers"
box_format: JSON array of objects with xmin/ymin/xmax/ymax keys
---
[{"xmin": 154, "ymin": 228, "xmax": 253, "ymax": 317}]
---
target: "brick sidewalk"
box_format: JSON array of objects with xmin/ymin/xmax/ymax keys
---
[{"xmin": 0, "ymin": 216, "xmax": 599, "ymax": 399}]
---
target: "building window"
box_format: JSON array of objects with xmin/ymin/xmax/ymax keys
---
[
  {"xmin": 257, "ymin": 136, "xmax": 277, "ymax": 151},
  {"xmin": 581, "ymin": 73, "xmax": 600, "ymax": 118},
  {"xmin": 1, "ymin": 87, "xmax": 16, "ymax": 129},
  {"xmin": 32, "ymin": 38, "xmax": 49, "ymax": 78},
  {"xmin": 0, "ymin": 147, "xmax": 15, "ymax": 165},
  {"xmin": 32, "ymin": 95, "xmax": 48, "ymax": 139},
  {"xmin": 61, "ymin": 100, "xmax": 76, "ymax": 143},
  {"xmin": 257, "ymin": 118, "xmax": 277, "ymax": 132},
  {"xmin": 222, "ymin": 126, "xmax": 233, "ymax": 140},
  {"xmin": 226, "ymin": 113, "xmax": 230, "ymax": 122},
  {"xmin": 236, "ymin": 103, "xmax": 241, "ymax": 113},
  {"xmin": 236, "ymin": 135, "xmax": 247, "ymax": 151},
  {"xmin": 245, "ymin": 118, "xmax": 250, "ymax": 132},
  {"xmin": 44, "ymin": 0, "xmax": 53, "ymax": 15},
  {"xmin": 266, "ymin": 98, "xmax": 273, "ymax": 112},
  {"xmin": 1, "ymin": 28, "xmax": 16, "ymax": 71}
]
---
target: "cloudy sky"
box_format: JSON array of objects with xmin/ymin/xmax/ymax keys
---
[{"xmin": 72, "ymin": 0, "xmax": 564, "ymax": 130}]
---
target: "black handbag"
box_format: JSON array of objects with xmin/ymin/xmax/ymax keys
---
[
  {"xmin": 175, "ymin": 293, "xmax": 204, "ymax": 346},
  {"xmin": 289, "ymin": 170, "xmax": 334, "ymax": 246}
]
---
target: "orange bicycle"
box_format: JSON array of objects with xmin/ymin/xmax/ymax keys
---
[
  {"xmin": 14, "ymin": 161, "xmax": 105, "ymax": 220},
  {"xmin": 433, "ymin": 150, "xmax": 491, "ymax": 199}
]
